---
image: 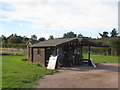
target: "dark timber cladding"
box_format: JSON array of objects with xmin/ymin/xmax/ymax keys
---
[{"xmin": 27, "ymin": 37, "xmax": 91, "ymax": 67}]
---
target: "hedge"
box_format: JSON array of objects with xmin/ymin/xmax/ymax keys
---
[
  {"xmin": 0, "ymin": 44, "xmax": 27, "ymax": 49},
  {"xmin": 83, "ymin": 46, "xmax": 119, "ymax": 56}
]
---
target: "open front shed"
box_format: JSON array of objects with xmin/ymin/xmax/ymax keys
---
[{"xmin": 27, "ymin": 37, "xmax": 92, "ymax": 67}]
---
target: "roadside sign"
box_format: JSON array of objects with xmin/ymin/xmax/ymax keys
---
[{"xmin": 47, "ymin": 56, "xmax": 58, "ymax": 70}]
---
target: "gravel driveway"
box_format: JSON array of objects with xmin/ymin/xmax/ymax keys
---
[{"xmin": 35, "ymin": 63, "xmax": 119, "ymax": 88}]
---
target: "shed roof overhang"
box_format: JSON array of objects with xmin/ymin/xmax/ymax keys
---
[
  {"xmin": 30, "ymin": 38, "xmax": 80, "ymax": 48},
  {"xmin": 29, "ymin": 37, "xmax": 109, "ymax": 48}
]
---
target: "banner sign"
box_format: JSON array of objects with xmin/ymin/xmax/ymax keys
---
[{"xmin": 47, "ymin": 56, "xmax": 58, "ymax": 70}]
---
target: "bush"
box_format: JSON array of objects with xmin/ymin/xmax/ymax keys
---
[
  {"xmin": 83, "ymin": 46, "xmax": 111, "ymax": 55},
  {"xmin": 8, "ymin": 36, "xmax": 22, "ymax": 44},
  {"xmin": 1, "ymin": 44, "xmax": 26, "ymax": 49},
  {"xmin": 109, "ymin": 37, "xmax": 120, "ymax": 56}
]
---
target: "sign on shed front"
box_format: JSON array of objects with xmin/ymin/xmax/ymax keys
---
[{"xmin": 47, "ymin": 56, "xmax": 57, "ymax": 70}]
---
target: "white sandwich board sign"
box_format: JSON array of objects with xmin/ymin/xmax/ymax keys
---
[{"xmin": 47, "ymin": 56, "xmax": 58, "ymax": 70}]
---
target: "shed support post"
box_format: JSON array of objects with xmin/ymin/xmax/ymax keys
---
[
  {"xmin": 88, "ymin": 45, "xmax": 90, "ymax": 60},
  {"xmin": 31, "ymin": 47, "xmax": 33, "ymax": 62},
  {"xmin": 45, "ymin": 48, "xmax": 47, "ymax": 67},
  {"xmin": 88, "ymin": 45, "xmax": 91, "ymax": 65},
  {"xmin": 27, "ymin": 46, "xmax": 29, "ymax": 59},
  {"xmin": 55, "ymin": 47, "xmax": 57, "ymax": 55}
]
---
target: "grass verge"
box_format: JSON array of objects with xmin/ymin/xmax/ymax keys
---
[
  {"xmin": 83, "ymin": 53, "xmax": 119, "ymax": 63},
  {"xmin": 2, "ymin": 54, "xmax": 58, "ymax": 88}
]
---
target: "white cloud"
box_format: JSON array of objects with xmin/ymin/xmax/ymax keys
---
[
  {"xmin": 19, "ymin": 23, "xmax": 24, "ymax": 27},
  {"xmin": 0, "ymin": 0, "xmax": 118, "ymax": 32},
  {"xmin": 40, "ymin": 34, "xmax": 50, "ymax": 39}
]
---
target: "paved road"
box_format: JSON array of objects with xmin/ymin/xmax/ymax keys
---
[{"xmin": 35, "ymin": 63, "xmax": 119, "ymax": 88}]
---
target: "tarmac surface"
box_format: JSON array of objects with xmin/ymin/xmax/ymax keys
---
[{"xmin": 35, "ymin": 63, "xmax": 119, "ymax": 88}]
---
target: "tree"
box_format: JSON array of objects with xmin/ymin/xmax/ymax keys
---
[
  {"xmin": 1, "ymin": 35, "xmax": 6, "ymax": 40},
  {"xmin": 110, "ymin": 28, "xmax": 118, "ymax": 37},
  {"xmin": 14, "ymin": 34, "xmax": 17, "ymax": 37},
  {"xmin": 8, "ymin": 36, "xmax": 22, "ymax": 44},
  {"xmin": 99, "ymin": 31, "xmax": 109, "ymax": 38},
  {"xmin": 63, "ymin": 31, "xmax": 77, "ymax": 38},
  {"xmin": 48, "ymin": 35, "xmax": 54, "ymax": 40},
  {"xmin": 109, "ymin": 37, "xmax": 120, "ymax": 55},
  {"xmin": 31, "ymin": 35, "xmax": 37, "ymax": 40},
  {"xmin": 63, "ymin": 33, "xmax": 67, "ymax": 38},
  {"xmin": 38, "ymin": 37, "xmax": 46, "ymax": 41},
  {"xmin": 7, "ymin": 34, "xmax": 14, "ymax": 40},
  {"xmin": 81, "ymin": 37, "xmax": 94, "ymax": 46},
  {"xmin": 78, "ymin": 33, "xmax": 83, "ymax": 37},
  {"xmin": 95, "ymin": 40, "xmax": 103, "ymax": 46},
  {"xmin": 0, "ymin": 37, "xmax": 2, "ymax": 44},
  {"xmin": 23, "ymin": 36, "xmax": 29, "ymax": 41},
  {"xmin": 0, "ymin": 35, "xmax": 7, "ymax": 44}
]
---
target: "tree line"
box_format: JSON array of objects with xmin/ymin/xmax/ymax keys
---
[
  {"xmin": 0, "ymin": 28, "xmax": 120, "ymax": 56},
  {"xmin": 99, "ymin": 28, "xmax": 118, "ymax": 38},
  {"xmin": 0, "ymin": 28, "xmax": 119, "ymax": 47},
  {"xmin": 0, "ymin": 31, "xmax": 82, "ymax": 45}
]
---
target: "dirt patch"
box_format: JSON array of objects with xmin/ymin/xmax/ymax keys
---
[{"xmin": 34, "ymin": 63, "xmax": 119, "ymax": 88}]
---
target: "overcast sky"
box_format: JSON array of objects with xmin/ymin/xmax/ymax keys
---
[{"xmin": 0, "ymin": 0, "xmax": 119, "ymax": 39}]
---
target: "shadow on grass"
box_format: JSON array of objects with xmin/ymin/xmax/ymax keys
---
[{"xmin": 0, "ymin": 53, "xmax": 25, "ymax": 56}]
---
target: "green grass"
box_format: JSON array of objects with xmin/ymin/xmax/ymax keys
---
[
  {"xmin": 0, "ymin": 54, "xmax": 2, "ymax": 90},
  {"xmin": 83, "ymin": 53, "xmax": 119, "ymax": 63},
  {"xmin": 2, "ymin": 54, "xmax": 58, "ymax": 88},
  {"xmin": 2, "ymin": 53, "xmax": 119, "ymax": 88}
]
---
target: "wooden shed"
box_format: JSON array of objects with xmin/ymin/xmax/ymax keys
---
[{"xmin": 27, "ymin": 37, "xmax": 92, "ymax": 67}]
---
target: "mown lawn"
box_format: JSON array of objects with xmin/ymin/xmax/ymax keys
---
[
  {"xmin": 2, "ymin": 54, "xmax": 58, "ymax": 88},
  {"xmin": 0, "ymin": 55, "xmax": 2, "ymax": 90},
  {"xmin": 83, "ymin": 53, "xmax": 119, "ymax": 63}
]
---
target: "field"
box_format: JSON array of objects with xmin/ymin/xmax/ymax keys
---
[
  {"xmin": 2, "ymin": 54, "xmax": 58, "ymax": 88},
  {"xmin": 0, "ymin": 48, "xmax": 27, "ymax": 54},
  {"xmin": 83, "ymin": 53, "xmax": 119, "ymax": 63},
  {"xmin": 0, "ymin": 54, "xmax": 1, "ymax": 89},
  {"xmin": 1, "ymin": 53, "xmax": 119, "ymax": 88}
]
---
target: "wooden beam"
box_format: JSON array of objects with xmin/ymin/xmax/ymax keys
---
[
  {"xmin": 88, "ymin": 45, "xmax": 91, "ymax": 60},
  {"xmin": 88, "ymin": 45, "xmax": 91, "ymax": 65}
]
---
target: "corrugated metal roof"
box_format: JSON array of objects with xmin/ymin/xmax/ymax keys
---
[{"xmin": 31, "ymin": 38, "xmax": 79, "ymax": 47}]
